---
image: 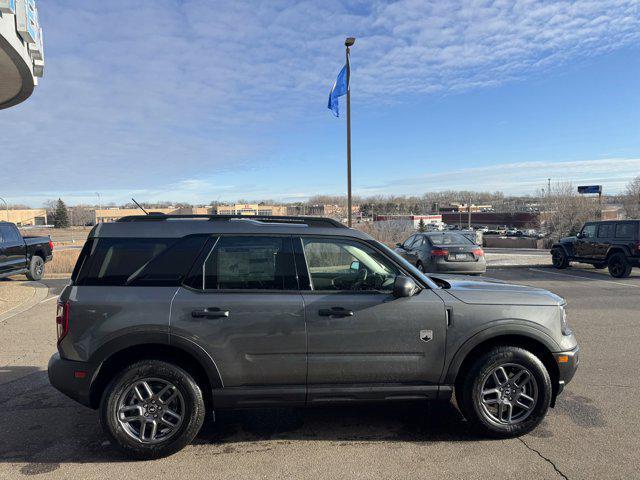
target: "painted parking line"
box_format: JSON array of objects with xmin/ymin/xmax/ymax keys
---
[
  {"xmin": 39, "ymin": 295, "xmax": 59, "ymax": 303},
  {"xmin": 528, "ymin": 268, "xmax": 640, "ymax": 288}
]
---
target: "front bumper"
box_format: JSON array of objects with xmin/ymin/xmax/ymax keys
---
[
  {"xmin": 48, "ymin": 353, "xmax": 98, "ymax": 408},
  {"xmin": 553, "ymin": 345, "xmax": 579, "ymax": 398}
]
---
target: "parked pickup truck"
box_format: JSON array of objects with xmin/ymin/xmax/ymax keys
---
[{"xmin": 0, "ymin": 221, "xmax": 53, "ymax": 280}]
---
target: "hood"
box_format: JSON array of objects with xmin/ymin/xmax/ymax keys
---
[
  {"xmin": 431, "ymin": 275, "xmax": 564, "ymax": 306},
  {"xmin": 560, "ymin": 236, "xmax": 577, "ymax": 243}
]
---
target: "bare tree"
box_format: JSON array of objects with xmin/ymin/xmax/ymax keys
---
[
  {"xmin": 355, "ymin": 220, "xmax": 415, "ymax": 247},
  {"xmin": 540, "ymin": 182, "xmax": 599, "ymax": 242},
  {"xmin": 623, "ymin": 176, "xmax": 640, "ymax": 219}
]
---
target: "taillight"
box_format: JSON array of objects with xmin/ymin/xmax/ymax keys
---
[
  {"xmin": 432, "ymin": 249, "xmax": 449, "ymax": 257},
  {"xmin": 56, "ymin": 301, "xmax": 69, "ymax": 343},
  {"xmin": 635, "ymin": 241, "xmax": 640, "ymax": 253},
  {"xmin": 472, "ymin": 248, "xmax": 484, "ymax": 257},
  {"xmin": 49, "ymin": 239, "xmax": 54, "ymax": 251}
]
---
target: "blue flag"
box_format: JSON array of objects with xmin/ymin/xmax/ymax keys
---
[{"xmin": 327, "ymin": 65, "xmax": 348, "ymax": 117}]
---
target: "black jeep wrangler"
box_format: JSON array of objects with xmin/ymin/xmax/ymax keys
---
[{"xmin": 551, "ymin": 220, "xmax": 640, "ymax": 278}]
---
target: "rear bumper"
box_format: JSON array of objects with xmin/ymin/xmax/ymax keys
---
[
  {"xmin": 553, "ymin": 345, "xmax": 579, "ymax": 397},
  {"xmin": 431, "ymin": 258, "xmax": 487, "ymax": 274},
  {"xmin": 48, "ymin": 353, "xmax": 98, "ymax": 408}
]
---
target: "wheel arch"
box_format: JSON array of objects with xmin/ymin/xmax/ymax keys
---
[
  {"xmin": 605, "ymin": 246, "xmax": 629, "ymax": 259},
  {"xmin": 445, "ymin": 330, "xmax": 560, "ymax": 406},
  {"xmin": 88, "ymin": 337, "xmax": 222, "ymax": 409}
]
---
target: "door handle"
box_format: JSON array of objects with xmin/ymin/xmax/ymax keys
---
[
  {"xmin": 318, "ymin": 307, "xmax": 354, "ymax": 318},
  {"xmin": 191, "ymin": 308, "xmax": 230, "ymax": 319}
]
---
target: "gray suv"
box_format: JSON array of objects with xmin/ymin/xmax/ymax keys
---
[{"xmin": 48, "ymin": 215, "xmax": 579, "ymax": 459}]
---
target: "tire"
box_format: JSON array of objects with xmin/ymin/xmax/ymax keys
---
[
  {"xmin": 551, "ymin": 248, "xmax": 569, "ymax": 269},
  {"xmin": 100, "ymin": 360, "xmax": 205, "ymax": 459},
  {"xmin": 25, "ymin": 255, "xmax": 44, "ymax": 281},
  {"xmin": 458, "ymin": 347, "xmax": 551, "ymax": 438},
  {"xmin": 608, "ymin": 253, "xmax": 632, "ymax": 278}
]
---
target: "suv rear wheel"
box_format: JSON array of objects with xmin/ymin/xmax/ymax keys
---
[
  {"xmin": 100, "ymin": 360, "xmax": 205, "ymax": 459},
  {"xmin": 608, "ymin": 252, "xmax": 632, "ymax": 278},
  {"xmin": 458, "ymin": 346, "xmax": 551, "ymax": 438}
]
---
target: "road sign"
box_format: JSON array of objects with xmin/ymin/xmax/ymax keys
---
[{"xmin": 577, "ymin": 185, "xmax": 602, "ymax": 195}]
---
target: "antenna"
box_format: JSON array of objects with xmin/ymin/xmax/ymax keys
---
[{"xmin": 131, "ymin": 198, "xmax": 149, "ymax": 215}]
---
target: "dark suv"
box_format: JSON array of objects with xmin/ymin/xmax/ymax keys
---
[
  {"xmin": 48, "ymin": 215, "xmax": 578, "ymax": 459},
  {"xmin": 551, "ymin": 220, "xmax": 640, "ymax": 278}
]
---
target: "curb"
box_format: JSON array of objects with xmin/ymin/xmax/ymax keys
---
[{"xmin": 0, "ymin": 281, "xmax": 48, "ymax": 323}]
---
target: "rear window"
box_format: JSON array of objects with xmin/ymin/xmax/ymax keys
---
[
  {"xmin": 615, "ymin": 223, "xmax": 636, "ymax": 239},
  {"xmin": 74, "ymin": 236, "xmax": 207, "ymax": 286},
  {"xmin": 425, "ymin": 232, "xmax": 474, "ymax": 245}
]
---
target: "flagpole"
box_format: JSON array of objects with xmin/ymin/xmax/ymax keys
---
[{"xmin": 345, "ymin": 37, "xmax": 355, "ymax": 227}]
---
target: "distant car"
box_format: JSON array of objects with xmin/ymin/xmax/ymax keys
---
[
  {"xmin": 0, "ymin": 221, "xmax": 53, "ymax": 280},
  {"xmin": 551, "ymin": 220, "xmax": 640, "ymax": 278},
  {"xmin": 395, "ymin": 232, "xmax": 486, "ymax": 275}
]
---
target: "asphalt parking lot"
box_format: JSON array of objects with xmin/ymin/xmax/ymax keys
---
[{"xmin": 0, "ymin": 266, "xmax": 639, "ymax": 479}]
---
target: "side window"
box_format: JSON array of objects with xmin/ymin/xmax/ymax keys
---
[
  {"xmin": 200, "ymin": 236, "xmax": 297, "ymax": 290},
  {"xmin": 597, "ymin": 224, "xmax": 614, "ymax": 238},
  {"xmin": 412, "ymin": 236, "xmax": 424, "ymax": 248},
  {"xmin": 581, "ymin": 224, "xmax": 596, "ymax": 239},
  {"xmin": 615, "ymin": 223, "xmax": 635, "ymax": 239},
  {"xmin": 0, "ymin": 225, "xmax": 19, "ymax": 243},
  {"xmin": 302, "ymin": 237, "xmax": 400, "ymax": 292}
]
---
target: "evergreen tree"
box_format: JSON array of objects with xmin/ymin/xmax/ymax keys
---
[
  {"xmin": 417, "ymin": 219, "xmax": 426, "ymax": 232},
  {"xmin": 54, "ymin": 198, "xmax": 70, "ymax": 228}
]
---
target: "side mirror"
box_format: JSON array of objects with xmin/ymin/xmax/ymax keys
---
[
  {"xmin": 576, "ymin": 232, "xmax": 584, "ymax": 239},
  {"xmin": 395, "ymin": 243, "xmax": 403, "ymax": 248},
  {"xmin": 350, "ymin": 260, "xmax": 360, "ymax": 271},
  {"xmin": 393, "ymin": 275, "xmax": 416, "ymax": 298}
]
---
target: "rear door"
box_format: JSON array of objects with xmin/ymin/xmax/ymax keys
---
[
  {"xmin": 0, "ymin": 225, "xmax": 27, "ymax": 273},
  {"xmin": 298, "ymin": 236, "xmax": 447, "ymax": 403},
  {"xmin": 170, "ymin": 235, "xmax": 307, "ymax": 407},
  {"xmin": 595, "ymin": 223, "xmax": 615, "ymax": 260}
]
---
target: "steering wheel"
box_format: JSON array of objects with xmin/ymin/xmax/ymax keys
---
[{"xmin": 352, "ymin": 267, "xmax": 368, "ymax": 290}]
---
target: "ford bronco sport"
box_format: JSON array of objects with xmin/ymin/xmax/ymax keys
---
[{"xmin": 48, "ymin": 215, "xmax": 579, "ymax": 459}]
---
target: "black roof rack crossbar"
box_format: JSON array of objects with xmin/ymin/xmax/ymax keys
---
[{"xmin": 116, "ymin": 214, "xmax": 348, "ymax": 228}]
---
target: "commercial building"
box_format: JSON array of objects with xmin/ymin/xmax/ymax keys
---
[
  {"xmin": 0, "ymin": 0, "xmax": 44, "ymax": 109},
  {"xmin": 94, "ymin": 207, "xmax": 211, "ymax": 223},
  {"xmin": 1, "ymin": 208, "xmax": 47, "ymax": 225},
  {"xmin": 374, "ymin": 214, "xmax": 444, "ymax": 229},
  {"xmin": 215, "ymin": 204, "xmax": 288, "ymax": 216}
]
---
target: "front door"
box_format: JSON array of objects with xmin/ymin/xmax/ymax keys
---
[
  {"xmin": 0, "ymin": 225, "xmax": 26, "ymax": 273},
  {"xmin": 170, "ymin": 235, "xmax": 306, "ymax": 407},
  {"xmin": 298, "ymin": 236, "xmax": 447, "ymax": 403},
  {"xmin": 575, "ymin": 223, "xmax": 597, "ymax": 258}
]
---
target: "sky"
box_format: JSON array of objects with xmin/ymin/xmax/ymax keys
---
[{"xmin": 1, "ymin": 0, "xmax": 640, "ymax": 206}]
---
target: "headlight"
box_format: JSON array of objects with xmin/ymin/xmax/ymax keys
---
[{"xmin": 560, "ymin": 305, "xmax": 572, "ymax": 336}]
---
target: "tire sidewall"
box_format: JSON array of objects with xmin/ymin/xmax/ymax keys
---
[
  {"xmin": 463, "ymin": 347, "xmax": 551, "ymax": 437},
  {"xmin": 27, "ymin": 256, "xmax": 44, "ymax": 281},
  {"xmin": 608, "ymin": 253, "xmax": 631, "ymax": 278},
  {"xmin": 551, "ymin": 249, "xmax": 567, "ymax": 269},
  {"xmin": 100, "ymin": 360, "xmax": 205, "ymax": 459}
]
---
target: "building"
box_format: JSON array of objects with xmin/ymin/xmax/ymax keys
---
[
  {"xmin": 1, "ymin": 208, "xmax": 47, "ymax": 225},
  {"xmin": 215, "ymin": 204, "xmax": 288, "ymax": 216},
  {"xmin": 440, "ymin": 203, "xmax": 494, "ymax": 213},
  {"xmin": 374, "ymin": 214, "xmax": 444, "ymax": 229},
  {"xmin": 94, "ymin": 207, "xmax": 212, "ymax": 223},
  {"xmin": 441, "ymin": 212, "xmax": 540, "ymax": 228},
  {"xmin": 0, "ymin": 0, "xmax": 44, "ymax": 109}
]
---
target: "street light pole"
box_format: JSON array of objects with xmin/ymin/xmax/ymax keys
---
[
  {"xmin": 0, "ymin": 197, "xmax": 8, "ymax": 221},
  {"xmin": 345, "ymin": 37, "xmax": 355, "ymax": 227},
  {"xmin": 95, "ymin": 192, "xmax": 102, "ymax": 223}
]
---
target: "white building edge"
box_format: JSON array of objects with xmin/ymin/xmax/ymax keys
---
[{"xmin": 0, "ymin": 0, "xmax": 44, "ymax": 109}]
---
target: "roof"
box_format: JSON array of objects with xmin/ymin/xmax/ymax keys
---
[{"xmin": 90, "ymin": 215, "xmax": 372, "ymax": 240}]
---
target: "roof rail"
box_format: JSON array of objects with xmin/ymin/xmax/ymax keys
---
[{"xmin": 116, "ymin": 214, "xmax": 348, "ymax": 228}]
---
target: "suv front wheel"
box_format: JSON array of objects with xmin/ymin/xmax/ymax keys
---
[
  {"xmin": 458, "ymin": 347, "xmax": 551, "ymax": 438},
  {"xmin": 100, "ymin": 360, "xmax": 205, "ymax": 459}
]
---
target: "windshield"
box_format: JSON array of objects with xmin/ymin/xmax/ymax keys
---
[{"xmin": 426, "ymin": 232, "xmax": 474, "ymax": 245}]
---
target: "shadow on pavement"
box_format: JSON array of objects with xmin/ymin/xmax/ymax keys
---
[{"xmin": 0, "ymin": 369, "xmax": 482, "ymax": 468}]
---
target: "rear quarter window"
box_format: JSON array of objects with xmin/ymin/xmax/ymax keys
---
[
  {"xmin": 615, "ymin": 223, "xmax": 636, "ymax": 239},
  {"xmin": 75, "ymin": 236, "xmax": 207, "ymax": 286}
]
